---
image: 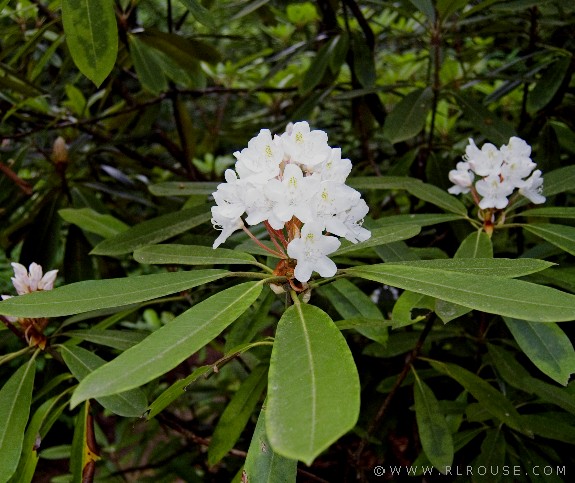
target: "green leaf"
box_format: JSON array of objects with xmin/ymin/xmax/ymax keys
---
[
  {"xmin": 383, "ymin": 87, "xmax": 433, "ymax": 144},
  {"xmin": 522, "ymin": 223, "xmax": 575, "ymax": 256},
  {"xmin": 318, "ymin": 279, "xmax": 387, "ymax": 344},
  {"xmin": 177, "ymin": 0, "xmax": 215, "ymax": 28},
  {"xmin": 391, "ymin": 291, "xmax": 434, "ymax": 328},
  {"xmin": 334, "ymin": 225, "xmax": 421, "ymax": 256},
  {"xmin": 300, "ymin": 36, "xmax": 343, "ymax": 95},
  {"xmin": 63, "ymin": 329, "xmax": 148, "ymax": 351},
  {"xmin": 267, "ymin": 302, "xmax": 360, "ymax": 465},
  {"xmin": 61, "ymin": 345, "xmax": 148, "ymax": 417},
  {"xmin": 409, "ymin": 0, "xmax": 435, "ymax": 21},
  {"xmin": 208, "ymin": 365, "xmax": 268, "ymax": 465},
  {"xmin": 146, "ymin": 365, "xmax": 212, "ymax": 420},
  {"xmin": 348, "ymin": 177, "xmax": 468, "ymax": 215},
  {"xmin": 413, "ymin": 373, "xmax": 453, "ymax": 472},
  {"xmin": 148, "ymin": 181, "xmax": 218, "ymax": 196},
  {"xmin": 70, "ymin": 282, "xmax": 262, "ymax": 406},
  {"xmin": 454, "ymin": 230, "xmax": 493, "ymax": 258},
  {"xmin": 519, "ymin": 414, "xmax": 575, "ymax": 444},
  {"xmin": 61, "ymin": 0, "xmax": 118, "ymax": 86},
  {"xmin": 244, "ymin": 406, "xmax": 298, "ymax": 483},
  {"xmin": 474, "ymin": 428, "xmax": 505, "ymax": 482},
  {"xmin": 488, "ymin": 344, "xmax": 575, "ymax": 414},
  {"xmin": 134, "ymin": 244, "xmax": 257, "ymax": 266},
  {"xmin": 504, "ymin": 318, "xmax": 575, "ymax": 385},
  {"xmin": 527, "ymin": 56, "xmax": 571, "ymax": 113},
  {"xmin": 436, "ymin": 0, "xmax": 470, "ymax": 20},
  {"xmin": 58, "ymin": 208, "xmax": 129, "ymax": 239},
  {"xmin": 521, "ymin": 207, "xmax": 575, "ymax": 219},
  {"xmin": 0, "ymin": 269, "xmax": 227, "ymax": 318},
  {"xmin": 402, "ymin": 180, "xmax": 468, "ymax": 216},
  {"xmin": 345, "ymin": 264, "xmax": 575, "ymax": 322},
  {"xmin": 380, "ymin": 258, "xmax": 553, "ymax": 278},
  {"xmin": 350, "ymin": 31, "xmax": 375, "ymax": 87},
  {"xmin": 0, "ymin": 358, "xmax": 35, "ymax": 482},
  {"xmin": 453, "ymin": 93, "xmax": 515, "ymax": 145},
  {"xmin": 128, "ymin": 34, "xmax": 168, "ymax": 94},
  {"xmin": 428, "ymin": 360, "xmax": 531, "ymax": 435},
  {"xmin": 90, "ymin": 204, "xmax": 211, "ymax": 256},
  {"xmin": 374, "ymin": 213, "xmax": 463, "ymax": 227},
  {"xmin": 542, "ymin": 165, "xmax": 575, "ymax": 197}
]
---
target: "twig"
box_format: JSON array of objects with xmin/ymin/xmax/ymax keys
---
[{"xmin": 0, "ymin": 161, "xmax": 34, "ymax": 195}]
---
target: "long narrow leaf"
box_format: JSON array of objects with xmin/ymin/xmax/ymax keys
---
[{"xmin": 70, "ymin": 282, "xmax": 262, "ymax": 406}]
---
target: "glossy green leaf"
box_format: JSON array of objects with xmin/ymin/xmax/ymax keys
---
[
  {"xmin": 90, "ymin": 204, "xmax": 211, "ymax": 256},
  {"xmin": 0, "ymin": 358, "xmax": 35, "ymax": 482},
  {"xmin": 519, "ymin": 414, "xmax": 575, "ymax": 444},
  {"xmin": 488, "ymin": 344, "xmax": 575, "ymax": 414},
  {"xmin": 402, "ymin": 180, "xmax": 468, "ymax": 216},
  {"xmin": 70, "ymin": 282, "xmax": 262, "ymax": 406},
  {"xmin": 350, "ymin": 31, "xmax": 375, "ymax": 87},
  {"xmin": 409, "ymin": 0, "xmax": 435, "ymax": 21},
  {"xmin": 380, "ymin": 258, "xmax": 552, "ymax": 277},
  {"xmin": 391, "ymin": 291, "xmax": 434, "ymax": 328},
  {"xmin": 128, "ymin": 34, "xmax": 168, "ymax": 94},
  {"xmin": 318, "ymin": 279, "xmax": 387, "ymax": 344},
  {"xmin": 208, "ymin": 365, "xmax": 268, "ymax": 465},
  {"xmin": 453, "ymin": 93, "xmax": 515, "ymax": 145},
  {"xmin": 527, "ymin": 56, "xmax": 570, "ymax": 113},
  {"xmin": 522, "ymin": 223, "xmax": 575, "ymax": 256},
  {"xmin": 345, "ymin": 264, "xmax": 575, "ymax": 322},
  {"xmin": 63, "ymin": 329, "xmax": 148, "ymax": 351},
  {"xmin": 374, "ymin": 213, "xmax": 463, "ymax": 227},
  {"xmin": 0, "ymin": 269, "xmax": 227, "ymax": 318},
  {"xmin": 177, "ymin": 0, "xmax": 215, "ymax": 28},
  {"xmin": 244, "ymin": 406, "xmax": 297, "ymax": 483},
  {"xmin": 383, "ymin": 87, "xmax": 433, "ymax": 144},
  {"xmin": 334, "ymin": 225, "xmax": 421, "ymax": 256},
  {"xmin": 58, "ymin": 208, "xmax": 129, "ymax": 239},
  {"xmin": 61, "ymin": 345, "xmax": 148, "ymax": 417},
  {"xmin": 11, "ymin": 392, "xmax": 70, "ymax": 483},
  {"xmin": 300, "ymin": 35, "xmax": 344, "ymax": 95},
  {"xmin": 542, "ymin": 165, "xmax": 575, "ymax": 197},
  {"xmin": 521, "ymin": 207, "xmax": 575, "ymax": 219},
  {"xmin": 267, "ymin": 302, "xmax": 360, "ymax": 465},
  {"xmin": 134, "ymin": 244, "xmax": 257, "ymax": 266},
  {"xmin": 504, "ymin": 318, "xmax": 575, "ymax": 385},
  {"xmin": 146, "ymin": 365, "xmax": 212, "ymax": 420},
  {"xmin": 61, "ymin": 0, "xmax": 118, "ymax": 86},
  {"xmin": 138, "ymin": 29, "xmax": 221, "ymax": 65},
  {"xmin": 454, "ymin": 231, "xmax": 493, "ymax": 258},
  {"xmin": 149, "ymin": 181, "xmax": 218, "ymax": 196},
  {"xmin": 348, "ymin": 177, "xmax": 467, "ymax": 215},
  {"xmin": 413, "ymin": 374, "xmax": 453, "ymax": 472},
  {"xmin": 475, "ymin": 428, "xmax": 505, "ymax": 482},
  {"xmin": 428, "ymin": 360, "xmax": 531, "ymax": 435}
]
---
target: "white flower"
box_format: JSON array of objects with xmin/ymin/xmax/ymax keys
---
[
  {"xmin": 465, "ymin": 139, "xmax": 503, "ymax": 177},
  {"xmin": 281, "ymin": 121, "xmax": 331, "ymax": 168},
  {"xmin": 265, "ymin": 163, "xmax": 318, "ymax": 224},
  {"xmin": 519, "ymin": 169, "xmax": 545, "ymax": 204},
  {"xmin": 212, "ymin": 169, "xmax": 248, "ymax": 220},
  {"xmin": 10, "ymin": 262, "xmax": 58, "ymax": 295},
  {"xmin": 342, "ymin": 198, "xmax": 371, "ymax": 243},
  {"xmin": 287, "ymin": 223, "xmax": 341, "ymax": 282},
  {"xmin": 234, "ymin": 129, "xmax": 283, "ymax": 181},
  {"xmin": 448, "ymin": 161, "xmax": 474, "ymax": 195},
  {"xmin": 312, "ymin": 148, "xmax": 353, "ymax": 182},
  {"xmin": 312, "ymin": 181, "xmax": 360, "ymax": 237},
  {"xmin": 211, "ymin": 206, "xmax": 244, "ymax": 248},
  {"xmin": 475, "ymin": 174, "xmax": 515, "ymax": 209}
]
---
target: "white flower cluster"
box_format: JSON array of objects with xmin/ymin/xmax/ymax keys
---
[
  {"xmin": 211, "ymin": 121, "xmax": 371, "ymax": 283},
  {"xmin": 448, "ymin": 136, "xmax": 545, "ymax": 209}
]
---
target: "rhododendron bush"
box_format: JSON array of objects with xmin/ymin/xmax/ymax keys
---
[{"xmin": 2, "ymin": 1, "xmax": 575, "ymax": 482}]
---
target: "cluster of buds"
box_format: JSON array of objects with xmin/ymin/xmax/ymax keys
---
[
  {"xmin": 448, "ymin": 137, "xmax": 545, "ymax": 231},
  {"xmin": 1, "ymin": 262, "xmax": 58, "ymax": 349},
  {"xmin": 211, "ymin": 121, "xmax": 370, "ymax": 287}
]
